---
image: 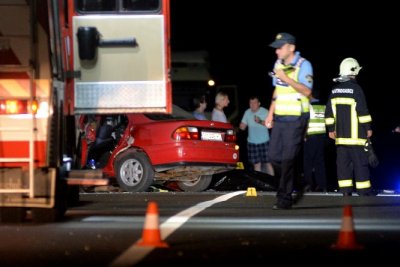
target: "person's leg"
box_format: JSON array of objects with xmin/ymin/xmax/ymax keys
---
[
  {"xmin": 303, "ymin": 137, "xmax": 315, "ymax": 190},
  {"xmin": 268, "ymin": 124, "xmax": 282, "ymax": 181},
  {"xmin": 336, "ymin": 146, "xmax": 353, "ymax": 196},
  {"xmin": 276, "ymin": 120, "xmax": 305, "ymax": 207},
  {"xmin": 261, "ymin": 163, "xmax": 274, "ymax": 176},
  {"xmin": 313, "ymin": 135, "xmax": 327, "ymax": 191},
  {"xmin": 352, "ymin": 146, "xmax": 373, "ymax": 196},
  {"xmin": 253, "ymin": 162, "xmax": 261, "ymax": 172}
]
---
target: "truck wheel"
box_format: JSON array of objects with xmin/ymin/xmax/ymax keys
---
[
  {"xmin": 114, "ymin": 151, "xmax": 154, "ymax": 192},
  {"xmin": 178, "ymin": 175, "xmax": 212, "ymax": 192}
]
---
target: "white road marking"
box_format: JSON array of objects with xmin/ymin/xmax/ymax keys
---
[{"xmin": 109, "ymin": 190, "xmax": 245, "ymax": 267}]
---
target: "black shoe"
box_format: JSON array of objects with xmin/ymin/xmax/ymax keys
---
[
  {"xmin": 343, "ymin": 192, "xmax": 352, "ymax": 197},
  {"xmin": 293, "ymin": 187, "xmax": 305, "ymax": 204},
  {"xmin": 272, "ymin": 203, "xmax": 292, "ymax": 210}
]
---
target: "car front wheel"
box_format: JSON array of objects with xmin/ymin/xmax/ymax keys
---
[
  {"xmin": 114, "ymin": 150, "xmax": 154, "ymax": 192},
  {"xmin": 177, "ymin": 175, "xmax": 212, "ymax": 192}
]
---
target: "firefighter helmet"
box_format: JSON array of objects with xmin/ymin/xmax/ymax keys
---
[{"xmin": 339, "ymin": 57, "xmax": 362, "ymax": 76}]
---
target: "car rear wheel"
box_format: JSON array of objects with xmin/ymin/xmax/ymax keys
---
[
  {"xmin": 177, "ymin": 175, "xmax": 212, "ymax": 192},
  {"xmin": 114, "ymin": 150, "xmax": 154, "ymax": 192}
]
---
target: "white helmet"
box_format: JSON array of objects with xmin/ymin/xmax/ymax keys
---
[{"xmin": 339, "ymin": 57, "xmax": 362, "ymax": 76}]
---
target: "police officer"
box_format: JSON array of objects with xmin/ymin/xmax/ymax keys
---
[
  {"xmin": 264, "ymin": 32, "xmax": 313, "ymax": 209},
  {"xmin": 303, "ymin": 99, "xmax": 327, "ymax": 192},
  {"xmin": 325, "ymin": 58, "xmax": 374, "ymax": 196}
]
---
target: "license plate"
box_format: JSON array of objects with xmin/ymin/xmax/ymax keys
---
[{"xmin": 201, "ymin": 131, "xmax": 223, "ymax": 141}]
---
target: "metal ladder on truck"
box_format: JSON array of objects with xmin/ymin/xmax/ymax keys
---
[
  {"xmin": 0, "ymin": 66, "xmax": 37, "ymax": 199},
  {"xmin": 0, "ymin": 1, "xmax": 50, "ymax": 215}
]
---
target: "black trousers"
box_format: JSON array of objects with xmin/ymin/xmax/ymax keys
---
[
  {"xmin": 269, "ymin": 118, "xmax": 308, "ymax": 205},
  {"xmin": 336, "ymin": 145, "xmax": 372, "ymax": 195},
  {"xmin": 303, "ymin": 134, "xmax": 327, "ymax": 190}
]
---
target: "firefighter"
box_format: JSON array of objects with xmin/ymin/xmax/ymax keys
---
[{"xmin": 325, "ymin": 58, "xmax": 375, "ymax": 196}]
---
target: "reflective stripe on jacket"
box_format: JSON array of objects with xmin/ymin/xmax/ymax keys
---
[{"xmin": 325, "ymin": 79, "xmax": 372, "ymax": 146}]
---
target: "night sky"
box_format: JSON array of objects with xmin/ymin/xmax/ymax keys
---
[{"xmin": 170, "ymin": 1, "xmax": 400, "ymax": 189}]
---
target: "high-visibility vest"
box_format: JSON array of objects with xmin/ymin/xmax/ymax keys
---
[
  {"xmin": 274, "ymin": 58, "xmax": 310, "ymax": 116},
  {"xmin": 307, "ymin": 104, "xmax": 326, "ymax": 135}
]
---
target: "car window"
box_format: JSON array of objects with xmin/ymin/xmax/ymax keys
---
[{"xmin": 145, "ymin": 105, "xmax": 196, "ymax": 120}]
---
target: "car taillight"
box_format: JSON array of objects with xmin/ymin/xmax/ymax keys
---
[
  {"xmin": 224, "ymin": 129, "xmax": 236, "ymax": 142},
  {"xmin": 172, "ymin": 127, "xmax": 200, "ymax": 140}
]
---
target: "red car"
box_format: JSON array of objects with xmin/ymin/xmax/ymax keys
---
[{"xmin": 79, "ymin": 107, "xmax": 239, "ymax": 192}]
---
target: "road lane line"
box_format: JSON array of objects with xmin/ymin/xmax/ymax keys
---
[{"xmin": 109, "ymin": 190, "xmax": 245, "ymax": 267}]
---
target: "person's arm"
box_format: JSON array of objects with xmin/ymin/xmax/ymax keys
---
[
  {"xmin": 265, "ymin": 89, "xmax": 276, "ymax": 129},
  {"xmin": 325, "ymin": 92, "xmax": 336, "ymax": 140},
  {"xmin": 274, "ymin": 69, "xmax": 312, "ymax": 97},
  {"xmin": 274, "ymin": 60, "xmax": 313, "ymax": 98},
  {"xmin": 239, "ymin": 110, "xmax": 249, "ymax": 130},
  {"xmin": 355, "ymin": 85, "xmax": 373, "ymax": 138}
]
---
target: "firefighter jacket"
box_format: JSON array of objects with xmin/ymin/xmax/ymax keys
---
[
  {"xmin": 325, "ymin": 79, "xmax": 372, "ymax": 146},
  {"xmin": 306, "ymin": 104, "xmax": 326, "ymax": 135},
  {"xmin": 274, "ymin": 57, "xmax": 310, "ymax": 117}
]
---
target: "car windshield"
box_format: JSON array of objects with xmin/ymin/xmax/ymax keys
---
[{"xmin": 145, "ymin": 105, "xmax": 196, "ymax": 120}]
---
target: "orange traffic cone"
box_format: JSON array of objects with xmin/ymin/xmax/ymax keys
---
[
  {"xmin": 331, "ymin": 205, "xmax": 364, "ymax": 250},
  {"xmin": 137, "ymin": 201, "xmax": 169, "ymax": 248}
]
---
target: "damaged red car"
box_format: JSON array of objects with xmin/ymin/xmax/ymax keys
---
[{"xmin": 78, "ymin": 108, "xmax": 239, "ymax": 192}]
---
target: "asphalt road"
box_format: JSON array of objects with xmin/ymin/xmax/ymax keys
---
[{"xmin": 1, "ymin": 191, "xmax": 399, "ymax": 266}]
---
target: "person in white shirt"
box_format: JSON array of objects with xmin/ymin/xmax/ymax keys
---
[{"xmin": 211, "ymin": 91, "xmax": 229, "ymax": 122}]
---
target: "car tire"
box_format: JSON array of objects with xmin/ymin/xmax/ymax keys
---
[
  {"xmin": 177, "ymin": 175, "xmax": 212, "ymax": 192},
  {"xmin": 114, "ymin": 150, "xmax": 154, "ymax": 192}
]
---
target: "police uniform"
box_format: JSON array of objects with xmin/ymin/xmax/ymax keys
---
[
  {"xmin": 303, "ymin": 102, "xmax": 327, "ymax": 191},
  {"xmin": 268, "ymin": 52, "xmax": 313, "ymax": 208},
  {"xmin": 325, "ymin": 79, "xmax": 373, "ymax": 196}
]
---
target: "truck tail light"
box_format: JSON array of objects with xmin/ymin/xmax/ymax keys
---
[
  {"xmin": 0, "ymin": 99, "xmax": 44, "ymax": 115},
  {"xmin": 0, "ymin": 99, "xmax": 28, "ymax": 114}
]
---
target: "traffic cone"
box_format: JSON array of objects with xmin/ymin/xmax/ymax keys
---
[
  {"xmin": 331, "ymin": 205, "xmax": 364, "ymax": 250},
  {"xmin": 137, "ymin": 201, "xmax": 169, "ymax": 248},
  {"xmin": 246, "ymin": 187, "xmax": 257, "ymax": 197}
]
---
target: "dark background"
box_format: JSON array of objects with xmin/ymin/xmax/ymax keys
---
[{"xmin": 169, "ymin": 1, "xmax": 400, "ymax": 190}]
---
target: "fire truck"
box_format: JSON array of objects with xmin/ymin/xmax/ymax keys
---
[{"xmin": 0, "ymin": 0, "xmax": 171, "ymax": 222}]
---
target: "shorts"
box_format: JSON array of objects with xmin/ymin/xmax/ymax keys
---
[{"xmin": 247, "ymin": 142, "xmax": 269, "ymax": 164}]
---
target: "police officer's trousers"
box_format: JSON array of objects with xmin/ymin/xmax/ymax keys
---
[{"xmin": 269, "ymin": 118, "xmax": 308, "ymax": 205}]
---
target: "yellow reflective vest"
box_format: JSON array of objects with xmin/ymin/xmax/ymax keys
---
[
  {"xmin": 307, "ymin": 104, "xmax": 326, "ymax": 135},
  {"xmin": 274, "ymin": 58, "xmax": 310, "ymax": 116}
]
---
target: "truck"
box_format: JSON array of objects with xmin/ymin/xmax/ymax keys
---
[{"xmin": 0, "ymin": 0, "xmax": 172, "ymax": 222}]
